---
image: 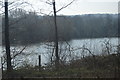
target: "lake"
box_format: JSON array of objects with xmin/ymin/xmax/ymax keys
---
[{"xmin": 0, "ymin": 37, "xmax": 119, "ymax": 67}]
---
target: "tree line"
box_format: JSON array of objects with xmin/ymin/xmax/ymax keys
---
[{"xmin": 2, "ymin": 9, "xmax": 118, "ymax": 45}]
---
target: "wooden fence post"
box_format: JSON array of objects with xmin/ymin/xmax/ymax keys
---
[{"xmin": 39, "ymin": 55, "xmax": 41, "ymax": 71}]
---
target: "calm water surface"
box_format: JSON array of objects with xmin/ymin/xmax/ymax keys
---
[{"xmin": 0, "ymin": 38, "xmax": 119, "ymax": 66}]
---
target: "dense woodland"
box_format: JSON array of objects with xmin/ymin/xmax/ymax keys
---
[{"xmin": 2, "ymin": 9, "xmax": 118, "ymax": 45}]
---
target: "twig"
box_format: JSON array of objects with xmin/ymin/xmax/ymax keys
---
[{"xmin": 56, "ymin": 0, "xmax": 76, "ymax": 13}]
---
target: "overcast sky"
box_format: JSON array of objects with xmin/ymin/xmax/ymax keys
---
[{"xmin": 0, "ymin": 0, "xmax": 119, "ymax": 15}]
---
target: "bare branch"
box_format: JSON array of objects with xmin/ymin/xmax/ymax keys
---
[
  {"xmin": 56, "ymin": 0, "xmax": 76, "ymax": 13},
  {"xmin": 0, "ymin": 1, "xmax": 34, "ymax": 15},
  {"xmin": 46, "ymin": 0, "xmax": 52, "ymax": 5},
  {"xmin": 12, "ymin": 46, "xmax": 27, "ymax": 59}
]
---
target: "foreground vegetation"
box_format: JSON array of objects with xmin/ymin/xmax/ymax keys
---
[{"xmin": 2, "ymin": 53, "xmax": 120, "ymax": 78}]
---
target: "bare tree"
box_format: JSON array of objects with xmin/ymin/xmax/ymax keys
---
[
  {"xmin": 4, "ymin": 0, "xmax": 12, "ymax": 77},
  {"xmin": 1, "ymin": 0, "xmax": 33, "ymax": 77},
  {"xmin": 52, "ymin": 0, "xmax": 59, "ymax": 70}
]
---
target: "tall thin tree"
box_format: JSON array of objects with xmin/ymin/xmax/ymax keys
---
[
  {"xmin": 4, "ymin": 0, "xmax": 12, "ymax": 77},
  {"xmin": 52, "ymin": 0, "xmax": 59, "ymax": 70}
]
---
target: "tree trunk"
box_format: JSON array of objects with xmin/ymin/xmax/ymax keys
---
[
  {"xmin": 5, "ymin": 0, "xmax": 12, "ymax": 77},
  {"xmin": 53, "ymin": 0, "xmax": 59, "ymax": 70}
]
